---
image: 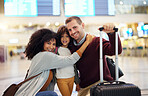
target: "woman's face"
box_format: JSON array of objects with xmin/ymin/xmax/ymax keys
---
[
  {"xmin": 61, "ymin": 33, "xmax": 70, "ymax": 47},
  {"xmin": 43, "ymin": 38, "xmax": 56, "ymax": 53}
]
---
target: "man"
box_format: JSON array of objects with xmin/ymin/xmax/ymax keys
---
[{"xmin": 65, "ymin": 16, "xmax": 122, "ymax": 96}]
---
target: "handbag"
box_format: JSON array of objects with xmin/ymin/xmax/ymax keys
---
[
  {"xmin": 106, "ymin": 57, "xmax": 124, "ymax": 80},
  {"xmin": 3, "ymin": 72, "xmax": 42, "ymax": 96}
]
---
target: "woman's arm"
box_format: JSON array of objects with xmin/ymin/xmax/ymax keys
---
[{"xmin": 39, "ymin": 35, "xmax": 94, "ymax": 69}]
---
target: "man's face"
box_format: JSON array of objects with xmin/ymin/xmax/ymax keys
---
[{"xmin": 66, "ymin": 20, "xmax": 85, "ymax": 43}]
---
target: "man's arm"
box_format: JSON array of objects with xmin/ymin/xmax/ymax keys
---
[
  {"xmin": 105, "ymin": 33, "xmax": 122, "ymax": 55},
  {"xmin": 99, "ymin": 24, "xmax": 122, "ymax": 55}
]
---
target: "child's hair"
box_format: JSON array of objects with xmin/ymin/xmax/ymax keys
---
[
  {"xmin": 25, "ymin": 28, "xmax": 57, "ymax": 60},
  {"xmin": 56, "ymin": 25, "xmax": 73, "ymax": 48}
]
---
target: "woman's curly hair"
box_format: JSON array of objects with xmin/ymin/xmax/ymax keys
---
[
  {"xmin": 25, "ymin": 29, "xmax": 57, "ymax": 60},
  {"xmin": 56, "ymin": 25, "xmax": 73, "ymax": 48}
]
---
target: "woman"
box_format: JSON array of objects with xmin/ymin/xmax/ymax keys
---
[{"xmin": 14, "ymin": 28, "xmax": 93, "ymax": 96}]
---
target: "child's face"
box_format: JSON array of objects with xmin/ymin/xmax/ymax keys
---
[
  {"xmin": 43, "ymin": 38, "xmax": 56, "ymax": 53},
  {"xmin": 61, "ymin": 33, "xmax": 70, "ymax": 47}
]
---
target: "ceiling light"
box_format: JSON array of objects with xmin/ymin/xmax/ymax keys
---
[
  {"xmin": 46, "ymin": 22, "xmax": 51, "ymax": 26},
  {"xmin": 120, "ymin": 1, "xmax": 123, "ymax": 5},
  {"xmin": 143, "ymin": 1, "xmax": 146, "ymax": 5},
  {"xmin": 55, "ymin": 22, "xmax": 59, "ymax": 26},
  {"xmin": 28, "ymin": 22, "xmax": 32, "ymax": 26}
]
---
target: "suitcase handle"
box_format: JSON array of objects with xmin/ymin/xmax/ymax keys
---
[
  {"xmin": 98, "ymin": 81, "xmax": 126, "ymax": 86},
  {"xmin": 99, "ymin": 27, "xmax": 118, "ymax": 32}
]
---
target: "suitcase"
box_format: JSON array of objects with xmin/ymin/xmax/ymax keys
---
[{"xmin": 90, "ymin": 27, "xmax": 141, "ymax": 96}]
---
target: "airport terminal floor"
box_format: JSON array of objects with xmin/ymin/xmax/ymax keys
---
[{"xmin": 0, "ymin": 55, "xmax": 148, "ymax": 96}]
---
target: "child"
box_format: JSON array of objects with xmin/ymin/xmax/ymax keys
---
[{"xmin": 56, "ymin": 25, "xmax": 79, "ymax": 96}]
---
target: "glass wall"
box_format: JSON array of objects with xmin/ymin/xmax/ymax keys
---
[{"xmin": 115, "ymin": 0, "xmax": 148, "ymax": 14}]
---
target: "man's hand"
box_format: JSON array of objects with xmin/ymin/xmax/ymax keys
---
[
  {"xmin": 102, "ymin": 23, "xmax": 115, "ymax": 33},
  {"xmin": 76, "ymin": 84, "xmax": 80, "ymax": 91}
]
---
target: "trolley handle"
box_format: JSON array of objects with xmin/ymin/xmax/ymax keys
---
[
  {"xmin": 98, "ymin": 81, "xmax": 126, "ymax": 86},
  {"xmin": 99, "ymin": 27, "xmax": 118, "ymax": 32}
]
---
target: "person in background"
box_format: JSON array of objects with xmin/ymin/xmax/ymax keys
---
[
  {"xmin": 56, "ymin": 25, "xmax": 81, "ymax": 96},
  {"xmin": 14, "ymin": 28, "xmax": 94, "ymax": 96},
  {"xmin": 9, "ymin": 50, "xmax": 13, "ymax": 57},
  {"xmin": 65, "ymin": 16, "xmax": 123, "ymax": 96}
]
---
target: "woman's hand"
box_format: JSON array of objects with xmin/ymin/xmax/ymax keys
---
[
  {"xmin": 86, "ymin": 34, "xmax": 95, "ymax": 44},
  {"xmin": 76, "ymin": 34, "xmax": 95, "ymax": 57}
]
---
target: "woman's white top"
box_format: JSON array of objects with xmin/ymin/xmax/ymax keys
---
[
  {"xmin": 56, "ymin": 47, "xmax": 75, "ymax": 79},
  {"xmin": 15, "ymin": 51, "xmax": 80, "ymax": 96}
]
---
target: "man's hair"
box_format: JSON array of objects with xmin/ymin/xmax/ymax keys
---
[
  {"xmin": 65, "ymin": 16, "xmax": 82, "ymax": 25},
  {"xmin": 25, "ymin": 29, "xmax": 57, "ymax": 60}
]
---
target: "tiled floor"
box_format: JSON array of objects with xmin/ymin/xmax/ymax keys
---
[{"xmin": 0, "ymin": 56, "xmax": 148, "ymax": 96}]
